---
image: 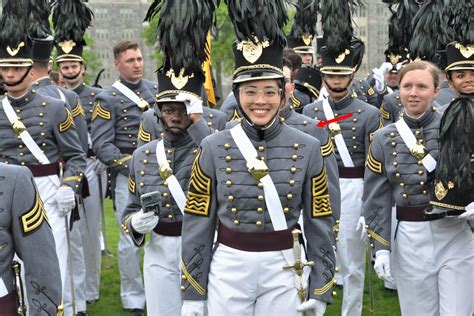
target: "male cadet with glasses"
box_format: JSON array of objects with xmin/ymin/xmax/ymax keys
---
[
  {"xmin": 0, "ymin": 163, "xmax": 62, "ymax": 316},
  {"xmin": 0, "ymin": 0, "xmax": 86, "ymax": 309},
  {"xmin": 54, "ymin": 0, "xmax": 104, "ymax": 306},
  {"xmin": 303, "ymin": 9, "xmax": 382, "ymax": 313},
  {"xmin": 91, "ymin": 40, "xmax": 157, "ymax": 315}
]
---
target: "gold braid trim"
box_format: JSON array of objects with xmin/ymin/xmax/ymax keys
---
[
  {"xmin": 290, "ymin": 93, "xmax": 301, "ymax": 108},
  {"xmin": 312, "ymin": 167, "xmax": 332, "ymax": 217},
  {"xmin": 230, "ymin": 108, "xmax": 241, "ymax": 121},
  {"xmin": 110, "ymin": 155, "xmax": 132, "ymax": 167},
  {"xmin": 320, "ymin": 139, "xmax": 334, "ymax": 157},
  {"xmin": 71, "ymin": 101, "xmax": 85, "ymax": 118},
  {"xmin": 121, "ymin": 214, "xmax": 133, "ymax": 234},
  {"xmin": 366, "ymin": 146, "xmax": 382, "ymax": 174},
  {"xmin": 21, "ymin": 191, "xmax": 48, "ymax": 234},
  {"xmin": 314, "ymin": 279, "xmax": 335, "ymax": 296},
  {"xmin": 138, "ymin": 123, "xmax": 152, "ymax": 143},
  {"xmin": 367, "ymin": 228, "xmax": 390, "ymax": 246},
  {"xmin": 380, "ymin": 103, "xmax": 390, "ymax": 120},
  {"xmin": 368, "ymin": 87, "xmax": 375, "ymax": 96},
  {"xmin": 184, "ymin": 149, "xmax": 211, "ymax": 216},
  {"xmin": 181, "ymin": 259, "xmax": 206, "ymax": 295},
  {"xmin": 92, "ymin": 101, "xmax": 111, "ymax": 121},
  {"xmin": 59, "ymin": 109, "xmax": 75, "ymax": 132},
  {"xmin": 128, "ymin": 175, "xmax": 136, "ymax": 193}
]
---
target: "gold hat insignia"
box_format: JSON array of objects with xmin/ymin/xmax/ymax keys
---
[
  {"xmin": 236, "ymin": 37, "xmax": 270, "ymax": 64},
  {"xmin": 454, "ymin": 43, "xmax": 474, "ymax": 59},
  {"xmin": 166, "ymin": 68, "xmax": 194, "ymax": 90},
  {"xmin": 335, "ymin": 49, "xmax": 350, "ymax": 64},
  {"xmin": 59, "ymin": 40, "xmax": 77, "ymax": 54},
  {"xmin": 389, "ymin": 54, "xmax": 401, "ymax": 65},
  {"xmin": 301, "ymin": 34, "xmax": 313, "ymax": 46},
  {"xmin": 6, "ymin": 42, "xmax": 25, "ymax": 56}
]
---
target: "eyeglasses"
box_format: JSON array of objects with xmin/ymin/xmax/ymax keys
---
[{"xmin": 239, "ymin": 87, "xmax": 282, "ymax": 100}]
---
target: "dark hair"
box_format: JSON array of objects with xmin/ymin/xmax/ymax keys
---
[
  {"xmin": 398, "ymin": 60, "xmax": 440, "ymax": 88},
  {"xmin": 283, "ymin": 48, "xmax": 302, "ymax": 71},
  {"xmin": 282, "ymin": 57, "xmax": 293, "ymax": 70},
  {"xmin": 113, "ymin": 41, "xmax": 140, "ymax": 60},
  {"xmin": 49, "ymin": 70, "xmax": 60, "ymax": 84}
]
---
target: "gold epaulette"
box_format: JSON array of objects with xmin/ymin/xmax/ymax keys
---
[
  {"xmin": 92, "ymin": 101, "xmax": 111, "ymax": 121},
  {"xmin": 21, "ymin": 191, "xmax": 48, "ymax": 234},
  {"xmin": 320, "ymin": 138, "xmax": 334, "ymax": 157},
  {"xmin": 181, "ymin": 259, "xmax": 207, "ymax": 295},
  {"xmin": 59, "ymin": 109, "xmax": 75, "ymax": 132},
  {"xmin": 128, "ymin": 175, "xmax": 136, "ymax": 193},
  {"xmin": 71, "ymin": 101, "xmax": 86, "ymax": 118},
  {"xmin": 184, "ymin": 149, "xmax": 211, "ymax": 216},
  {"xmin": 138, "ymin": 122, "xmax": 151, "ymax": 143},
  {"xmin": 314, "ymin": 279, "xmax": 336, "ymax": 296},
  {"xmin": 312, "ymin": 166, "xmax": 332, "ymax": 217},
  {"xmin": 366, "ymin": 145, "xmax": 382, "ymax": 174},
  {"xmin": 380, "ymin": 103, "xmax": 390, "ymax": 120}
]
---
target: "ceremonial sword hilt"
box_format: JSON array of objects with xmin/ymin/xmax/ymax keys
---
[{"xmin": 283, "ymin": 229, "xmax": 315, "ymax": 276}]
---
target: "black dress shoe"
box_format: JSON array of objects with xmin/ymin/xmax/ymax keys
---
[
  {"xmin": 124, "ymin": 308, "xmax": 144, "ymax": 316},
  {"xmin": 76, "ymin": 312, "xmax": 88, "ymax": 316}
]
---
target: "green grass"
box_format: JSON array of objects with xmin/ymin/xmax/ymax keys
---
[{"xmin": 88, "ymin": 199, "xmax": 401, "ymax": 315}]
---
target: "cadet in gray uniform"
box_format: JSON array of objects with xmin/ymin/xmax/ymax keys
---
[
  {"xmin": 363, "ymin": 60, "xmax": 472, "ymax": 316},
  {"xmin": 181, "ymin": 3, "xmax": 335, "ymax": 314},
  {"xmin": 0, "ymin": 16, "xmax": 86, "ymax": 309},
  {"xmin": 0, "ymin": 163, "xmax": 62, "ymax": 316},
  {"xmin": 122, "ymin": 70, "xmax": 213, "ymax": 316},
  {"xmin": 91, "ymin": 40, "xmax": 157, "ymax": 314},
  {"xmin": 302, "ymin": 46, "xmax": 381, "ymax": 315},
  {"xmin": 54, "ymin": 0, "xmax": 104, "ymax": 305},
  {"xmin": 137, "ymin": 105, "xmax": 225, "ymax": 147}
]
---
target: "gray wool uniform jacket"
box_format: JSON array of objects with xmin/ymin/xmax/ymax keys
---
[
  {"xmin": 0, "ymin": 163, "xmax": 62, "ymax": 315},
  {"xmin": 0, "ymin": 87, "xmax": 86, "ymax": 192},
  {"xmin": 137, "ymin": 106, "xmax": 226, "ymax": 147},
  {"xmin": 303, "ymin": 94, "xmax": 382, "ymax": 168},
  {"xmin": 180, "ymin": 119, "xmax": 336, "ymax": 303},
  {"xmin": 362, "ymin": 108, "xmax": 441, "ymax": 252},
  {"xmin": 91, "ymin": 78, "xmax": 157, "ymax": 176},
  {"xmin": 72, "ymin": 81, "xmax": 103, "ymax": 134},
  {"xmin": 32, "ymin": 77, "xmax": 89, "ymax": 154},
  {"xmin": 121, "ymin": 119, "xmax": 213, "ymax": 245}
]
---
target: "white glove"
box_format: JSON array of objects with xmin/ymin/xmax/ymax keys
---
[
  {"xmin": 459, "ymin": 202, "xmax": 474, "ymax": 220},
  {"xmin": 296, "ymin": 299, "xmax": 327, "ymax": 316},
  {"xmin": 372, "ymin": 62, "xmax": 392, "ymax": 93},
  {"xmin": 378, "ymin": 62, "xmax": 393, "ymax": 74},
  {"xmin": 130, "ymin": 209, "xmax": 159, "ymax": 234},
  {"xmin": 174, "ymin": 93, "xmax": 203, "ymax": 115},
  {"xmin": 181, "ymin": 300, "xmax": 205, "ymax": 316},
  {"xmin": 56, "ymin": 186, "xmax": 76, "ymax": 217},
  {"xmin": 374, "ymin": 250, "xmax": 394, "ymax": 283},
  {"xmin": 356, "ymin": 216, "xmax": 368, "ymax": 242},
  {"xmin": 93, "ymin": 159, "xmax": 107, "ymax": 175}
]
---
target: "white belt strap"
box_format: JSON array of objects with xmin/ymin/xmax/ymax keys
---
[
  {"xmin": 57, "ymin": 88, "xmax": 67, "ymax": 103},
  {"xmin": 230, "ymin": 124, "xmax": 304, "ymax": 271},
  {"xmin": 322, "ymin": 99, "xmax": 354, "ymax": 167},
  {"xmin": 112, "ymin": 81, "xmax": 148, "ymax": 109},
  {"xmin": 395, "ymin": 119, "xmax": 437, "ymax": 172},
  {"xmin": 156, "ymin": 140, "xmax": 186, "ymax": 214},
  {"xmin": 2, "ymin": 98, "xmax": 60, "ymax": 186}
]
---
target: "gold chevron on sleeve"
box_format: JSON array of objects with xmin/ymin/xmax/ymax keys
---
[
  {"xmin": 380, "ymin": 104, "xmax": 390, "ymax": 120},
  {"xmin": 320, "ymin": 138, "xmax": 334, "ymax": 157},
  {"xmin": 184, "ymin": 149, "xmax": 211, "ymax": 216},
  {"xmin": 92, "ymin": 101, "xmax": 111, "ymax": 121},
  {"xmin": 230, "ymin": 108, "xmax": 241, "ymax": 121},
  {"xmin": 366, "ymin": 146, "xmax": 383, "ymax": 174},
  {"xmin": 128, "ymin": 175, "xmax": 136, "ymax": 194},
  {"xmin": 290, "ymin": 93, "xmax": 301, "ymax": 108},
  {"xmin": 367, "ymin": 228, "xmax": 390, "ymax": 246},
  {"xmin": 138, "ymin": 123, "xmax": 151, "ymax": 143},
  {"xmin": 21, "ymin": 191, "xmax": 48, "ymax": 234},
  {"xmin": 369, "ymin": 120, "xmax": 383, "ymax": 142},
  {"xmin": 181, "ymin": 259, "xmax": 206, "ymax": 295},
  {"xmin": 312, "ymin": 167, "xmax": 332, "ymax": 217},
  {"xmin": 367, "ymin": 87, "xmax": 375, "ymax": 96},
  {"xmin": 71, "ymin": 101, "xmax": 85, "ymax": 118},
  {"xmin": 314, "ymin": 278, "xmax": 335, "ymax": 296},
  {"xmin": 59, "ymin": 109, "xmax": 75, "ymax": 132}
]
